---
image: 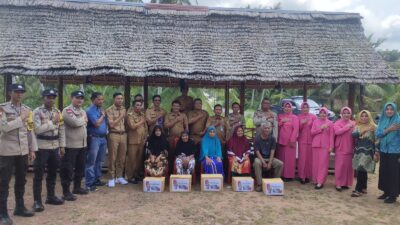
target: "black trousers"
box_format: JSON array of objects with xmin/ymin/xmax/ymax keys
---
[
  {"xmin": 355, "ymin": 170, "xmax": 367, "ymax": 192},
  {"xmin": 60, "ymin": 148, "xmax": 86, "ymax": 194},
  {"xmin": 378, "ymin": 152, "xmax": 400, "ymax": 197},
  {"xmin": 33, "ymin": 149, "xmax": 60, "ymax": 201},
  {"xmin": 0, "ymin": 155, "xmax": 28, "ymax": 212}
]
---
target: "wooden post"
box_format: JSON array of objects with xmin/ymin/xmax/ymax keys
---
[
  {"xmin": 348, "ymin": 83, "xmax": 356, "ymax": 111},
  {"xmin": 125, "ymin": 76, "xmax": 131, "ymax": 109},
  {"xmin": 303, "ymin": 83, "xmax": 308, "ymax": 102},
  {"xmin": 224, "ymin": 82, "xmax": 230, "ymax": 117},
  {"xmin": 4, "ymin": 74, "xmax": 12, "ymax": 102},
  {"xmin": 58, "ymin": 77, "xmax": 64, "ymax": 110},
  {"xmin": 239, "ymin": 82, "xmax": 245, "ymax": 115},
  {"xmin": 143, "ymin": 77, "xmax": 149, "ymax": 109}
]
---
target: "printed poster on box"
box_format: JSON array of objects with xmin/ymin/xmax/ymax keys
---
[{"xmin": 171, "ymin": 179, "xmax": 190, "ymax": 192}]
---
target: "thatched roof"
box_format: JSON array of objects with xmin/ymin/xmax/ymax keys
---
[{"xmin": 0, "ymin": 0, "xmax": 397, "ymax": 84}]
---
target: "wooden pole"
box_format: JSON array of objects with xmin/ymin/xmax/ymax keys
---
[
  {"xmin": 224, "ymin": 82, "xmax": 230, "ymax": 117},
  {"xmin": 348, "ymin": 83, "xmax": 356, "ymax": 111},
  {"xmin": 124, "ymin": 76, "xmax": 131, "ymax": 109},
  {"xmin": 303, "ymin": 83, "xmax": 308, "ymax": 102},
  {"xmin": 58, "ymin": 77, "xmax": 64, "ymax": 110},
  {"xmin": 143, "ymin": 77, "xmax": 149, "ymax": 109},
  {"xmin": 4, "ymin": 74, "xmax": 12, "ymax": 102},
  {"xmin": 239, "ymin": 82, "xmax": 245, "ymax": 116}
]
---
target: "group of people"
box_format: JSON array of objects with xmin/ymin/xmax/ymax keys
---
[{"xmin": 0, "ymin": 83, "xmax": 399, "ymax": 225}]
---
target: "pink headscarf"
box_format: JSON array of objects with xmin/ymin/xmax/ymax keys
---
[
  {"xmin": 340, "ymin": 107, "xmax": 352, "ymax": 116},
  {"xmin": 319, "ymin": 107, "xmax": 329, "ymax": 120},
  {"xmin": 282, "ymin": 101, "xmax": 293, "ymax": 114}
]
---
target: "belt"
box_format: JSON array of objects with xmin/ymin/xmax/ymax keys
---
[
  {"xmin": 90, "ymin": 134, "xmax": 107, "ymax": 138},
  {"xmin": 109, "ymin": 131, "xmax": 126, "ymax": 135},
  {"xmin": 36, "ymin": 135, "xmax": 59, "ymax": 141}
]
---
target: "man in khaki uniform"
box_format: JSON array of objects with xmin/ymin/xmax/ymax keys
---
[
  {"xmin": 206, "ymin": 104, "xmax": 229, "ymax": 146},
  {"xmin": 145, "ymin": 95, "xmax": 166, "ymax": 134},
  {"xmin": 106, "ymin": 93, "xmax": 128, "ymax": 187},
  {"xmin": 164, "ymin": 100, "xmax": 188, "ymax": 170},
  {"xmin": 187, "ymin": 98, "xmax": 208, "ymax": 145},
  {"xmin": 227, "ymin": 102, "xmax": 246, "ymax": 138},
  {"xmin": 0, "ymin": 84, "xmax": 37, "ymax": 225},
  {"xmin": 61, "ymin": 91, "xmax": 88, "ymax": 201},
  {"xmin": 174, "ymin": 82, "xmax": 193, "ymax": 114},
  {"xmin": 253, "ymin": 98, "xmax": 278, "ymax": 139},
  {"xmin": 32, "ymin": 89, "xmax": 65, "ymax": 213},
  {"xmin": 126, "ymin": 100, "xmax": 147, "ymax": 184}
]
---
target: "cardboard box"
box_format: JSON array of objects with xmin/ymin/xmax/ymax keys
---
[
  {"xmin": 170, "ymin": 175, "xmax": 192, "ymax": 192},
  {"xmin": 232, "ymin": 177, "xmax": 254, "ymax": 192},
  {"xmin": 262, "ymin": 178, "xmax": 284, "ymax": 196},
  {"xmin": 201, "ymin": 174, "xmax": 223, "ymax": 192},
  {"xmin": 143, "ymin": 177, "xmax": 165, "ymax": 193}
]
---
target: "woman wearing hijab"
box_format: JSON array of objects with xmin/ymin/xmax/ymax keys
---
[
  {"xmin": 144, "ymin": 125, "xmax": 169, "ymax": 177},
  {"xmin": 311, "ymin": 107, "xmax": 334, "ymax": 189},
  {"xmin": 375, "ymin": 103, "xmax": 400, "ymax": 203},
  {"xmin": 175, "ymin": 131, "xmax": 196, "ymax": 175},
  {"xmin": 277, "ymin": 102, "xmax": 299, "ymax": 181},
  {"xmin": 351, "ymin": 110, "xmax": 379, "ymax": 197},
  {"xmin": 226, "ymin": 125, "xmax": 251, "ymax": 183},
  {"xmin": 200, "ymin": 126, "xmax": 224, "ymax": 175},
  {"xmin": 333, "ymin": 107, "xmax": 356, "ymax": 191},
  {"xmin": 298, "ymin": 102, "xmax": 317, "ymax": 184}
]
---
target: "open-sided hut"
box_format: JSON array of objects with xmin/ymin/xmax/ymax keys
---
[{"xmin": 0, "ymin": 0, "xmax": 397, "ymax": 111}]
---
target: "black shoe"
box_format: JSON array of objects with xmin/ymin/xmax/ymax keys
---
[
  {"xmin": 0, "ymin": 214, "xmax": 12, "ymax": 225},
  {"xmin": 305, "ymin": 178, "xmax": 310, "ymax": 183},
  {"xmin": 282, "ymin": 178, "xmax": 293, "ymax": 182},
  {"xmin": 384, "ymin": 197, "xmax": 397, "ymax": 204},
  {"xmin": 32, "ymin": 201, "xmax": 44, "ymax": 212},
  {"xmin": 129, "ymin": 178, "xmax": 139, "ymax": 184},
  {"xmin": 335, "ymin": 186, "xmax": 342, "ymax": 192},
  {"xmin": 136, "ymin": 177, "xmax": 143, "ymax": 182},
  {"xmin": 378, "ymin": 193, "xmax": 388, "ymax": 200},
  {"xmin": 45, "ymin": 196, "xmax": 64, "ymax": 205},
  {"xmin": 314, "ymin": 184, "xmax": 324, "ymax": 190},
  {"xmin": 300, "ymin": 179, "xmax": 306, "ymax": 184},
  {"xmin": 93, "ymin": 180, "xmax": 106, "ymax": 187},
  {"xmin": 13, "ymin": 207, "xmax": 34, "ymax": 217},
  {"xmin": 73, "ymin": 188, "xmax": 89, "ymax": 195},
  {"xmin": 341, "ymin": 186, "xmax": 349, "ymax": 190},
  {"xmin": 62, "ymin": 193, "xmax": 77, "ymax": 201},
  {"xmin": 85, "ymin": 186, "xmax": 98, "ymax": 192}
]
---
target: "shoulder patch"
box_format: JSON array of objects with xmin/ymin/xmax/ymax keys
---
[{"xmin": 22, "ymin": 104, "xmax": 31, "ymax": 110}]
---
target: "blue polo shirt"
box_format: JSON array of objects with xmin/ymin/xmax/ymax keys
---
[{"xmin": 86, "ymin": 104, "xmax": 107, "ymax": 137}]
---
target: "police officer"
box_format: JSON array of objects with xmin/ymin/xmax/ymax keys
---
[
  {"xmin": 0, "ymin": 84, "xmax": 37, "ymax": 225},
  {"xmin": 60, "ymin": 91, "xmax": 88, "ymax": 201},
  {"xmin": 32, "ymin": 89, "xmax": 65, "ymax": 212}
]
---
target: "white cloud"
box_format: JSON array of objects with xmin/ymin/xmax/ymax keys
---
[{"xmin": 382, "ymin": 15, "xmax": 400, "ymax": 29}]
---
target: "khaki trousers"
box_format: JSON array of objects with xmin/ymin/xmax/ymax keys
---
[
  {"xmin": 107, "ymin": 133, "xmax": 127, "ymax": 179},
  {"xmin": 125, "ymin": 143, "xmax": 145, "ymax": 180},
  {"xmin": 253, "ymin": 157, "xmax": 283, "ymax": 185}
]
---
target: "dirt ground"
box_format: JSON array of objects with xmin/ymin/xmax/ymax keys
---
[{"xmin": 6, "ymin": 170, "xmax": 400, "ymax": 225}]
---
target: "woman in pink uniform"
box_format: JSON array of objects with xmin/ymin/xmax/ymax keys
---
[
  {"xmin": 334, "ymin": 107, "xmax": 355, "ymax": 191},
  {"xmin": 298, "ymin": 102, "xmax": 317, "ymax": 184},
  {"xmin": 311, "ymin": 107, "xmax": 334, "ymax": 189},
  {"xmin": 277, "ymin": 102, "xmax": 299, "ymax": 181}
]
